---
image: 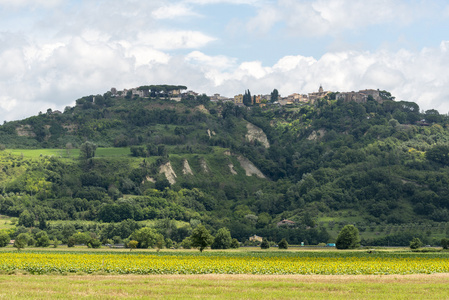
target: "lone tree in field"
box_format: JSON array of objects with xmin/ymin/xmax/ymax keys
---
[
  {"xmin": 410, "ymin": 237, "xmax": 423, "ymax": 249},
  {"xmin": 278, "ymin": 238, "xmax": 288, "ymax": 249},
  {"xmin": 190, "ymin": 224, "xmax": 213, "ymax": 252},
  {"xmin": 128, "ymin": 240, "xmax": 138, "ymax": 251},
  {"xmin": 336, "ymin": 225, "xmax": 360, "ymax": 249},
  {"xmin": 261, "ymin": 238, "xmax": 270, "ymax": 249},
  {"xmin": 441, "ymin": 238, "xmax": 449, "ymax": 250},
  {"xmin": 14, "ymin": 233, "xmax": 30, "ymax": 251}
]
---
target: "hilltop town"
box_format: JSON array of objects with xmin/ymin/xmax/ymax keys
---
[{"xmin": 110, "ymin": 84, "xmax": 390, "ymax": 108}]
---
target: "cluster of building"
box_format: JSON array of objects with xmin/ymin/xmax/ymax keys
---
[
  {"xmin": 111, "ymin": 85, "xmax": 384, "ymax": 107},
  {"xmin": 111, "ymin": 87, "xmax": 198, "ymax": 102},
  {"xmin": 219, "ymin": 86, "xmax": 384, "ymax": 107}
]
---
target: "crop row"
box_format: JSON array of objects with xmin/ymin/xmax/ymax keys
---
[{"xmin": 1, "ymin": 252, "xmax": 449, "ymax": 275}]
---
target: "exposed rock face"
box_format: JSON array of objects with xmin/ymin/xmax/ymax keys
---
[
  {"xmin": 200, "ymin": 158, "xmax": 209, "ymax": 173},
  {"xmin": 159, "ymin": 162, "xmax": 177, "ymax": 184},
  {"xmin": 223, "ymin": 150, "xmax": 231, "ymax": 156},
  {"xmin": 196, "ymin": 105, "xmax": 209, "ymax": 114},
  {"xmin": 246, "ymin": 123, "xmax": 270, "ymax": 148},
  {"xmin": 237, "ymin": 156, "xmax": 266, "ymax": 179},
  {"xmin": 142, "ymin": 176, "xmax": 156, "ymax": 184},
  {"xmin": 16, "ymin": 125, "xmax": 36, "ymax": 137},
  {"xmin": 307, "ymin": 129, "xmax": 326, "ymax": 140},
  {"xmin": 228, "ymin": 163, "xmax": 237, "ymax": 175},
  {"xmin": 182, "ymin": 159, "xmax": 194, "ymax": 175},
  {"xmin": 207, "ymin": 129, "xmax": 216, "ymax": 138}
]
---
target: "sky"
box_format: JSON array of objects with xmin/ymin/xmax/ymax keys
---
[{"xmin": 1, "ymin": 0, "xmax": 449, "ymax": 122}]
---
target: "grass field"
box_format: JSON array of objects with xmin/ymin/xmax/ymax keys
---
[
  {"xmin": 0, "ymin": 215, "xmax": 15, "ymax": 230},
  {"xmin": 0, "ymin": 273, "xmax": 448, "ymax": 299},
  {"xmin": 0, "ymin": 248, "xmax": 448, "ymax": 298},
  {"xmin": 5, "ymin": 147, "xmax": 131, "ymax": 159}
]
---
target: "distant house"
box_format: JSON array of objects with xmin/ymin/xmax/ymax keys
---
[
  {"xmin": 249, "ymin": 235, "xmax": 263, "ymax": 242},
  {"xmin": 234, "ymin": 94, "xmax": 243, "ymax": 105},
  {"xmin": 169, "ymin": 89, "xmax": 181, "ymax": 96},
  {"xmin": 337, "ymin": 89, "xmax": 382, "ymax": 104},
  {"xmin": 131, "ymin": 88, "xmax": 149, "ymax": 98},
  {"xmin": 277, "ymin": 219, "xmax": 296, "ymax": 227},
  {"xmin": 278, "ymin": 98, "xmax": 294, "ymax": 106}
]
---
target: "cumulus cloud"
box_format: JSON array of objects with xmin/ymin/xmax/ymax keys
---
[
  {"xmin": 247, "ymin": 0, "xmax": 422, "ymax": 36},
  {"xmin": 152, "ymin": 3, "xmax": 200, "ymax": 19},
  {"xmin": 186, "ymin": 51, "xmax": 236, "ymax": 70},
  {"xmin": 3, "ymin": 36, "xmax": 449, "ymax": 122}
]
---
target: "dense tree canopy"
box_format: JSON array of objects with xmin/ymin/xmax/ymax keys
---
[{"xmin": 336, "ymin": 225, "xmax": 360, "ymax": 249}]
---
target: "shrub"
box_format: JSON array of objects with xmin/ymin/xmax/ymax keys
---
[
  {"xmin": 211, "ymin": 228, "xmax": 232, "ymax": 249},
  {"xmin": 87, "ymin": 238, "xmax": 101, "ymax": 248},
  {"xmin": 14, "ymin": 233, "xmax": 30, "ymax": 251},
  {"xmin": 441, "ymin": 238, "xmax": 449, "ymax": 250},
  {"xmin": 0, "ymin": 231, "xmax": 10, "ymax": 247},
  {"xmin": 181, "ymin": 237, "xmax": 192, "ymax": 249},
  {"xmin": 410, "ymin": 237, "xmax": 423, "ymax": 249},
  {"xmin": 165, "ymin": 238, "xmax": 173, "ymax": 249},
  {"xmin": 230, "ymin": 238, "xmax": 240, "ymax": 249},
  {"xmin": 35, "ymin": 232, "xmax": 50, "ymax": 247},
  {"xmin": 67, "ymin": 236, "xmax": 76, "ymax": 248},
  {"xmin": 261, "ymin": 239, "xmax": 270, "ymax": 249},
  {"xmin": 278, "ymin": 238, "xmax": 288, "ymax": 249},
  {"xmin": 336, "ymin": 225, "xmax": 360, "ymax": 249}
]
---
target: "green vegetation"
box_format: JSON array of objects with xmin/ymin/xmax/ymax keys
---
[
  {"xmin": 0, "ymin": 273, "xmax": 447, "ymax": 300},
  {"xmin": 0, "ymin": 88, "xmax": 449, "ymax": 247},
  {"xmin": 336, "ymin": 225, "xmax": 360, "ymax": 249},
  {"xmin": 190, "ymin": 224, "xmax": 213, "ymax": 252},
  {"xmin": 410, "ymin": 237, "xmax": 423, "ymax": 249},
  {"xmin": 278, "ymin": 238, "xmax": 288, "ymax": 249}
]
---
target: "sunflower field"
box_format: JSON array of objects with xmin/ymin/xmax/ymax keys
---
[{"xmin": 0, "ymin": 250, "xmax": 449, "ymax": 275}]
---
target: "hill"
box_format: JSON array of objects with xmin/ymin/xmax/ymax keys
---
[{"xmin": 1, "ymin": 88, "xmax": 449, "ymax": 246}]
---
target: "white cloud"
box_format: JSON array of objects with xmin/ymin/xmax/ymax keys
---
[
  {"xmin": 236, "ymin": 61, "xmax": 271, "ymax": 79},
  {"xmin": 248, "ymin": 0, "xmax": 421, "ymax": 36},
  {"xmin": 186, "ymin": 51, "xmax": 236, "ymax": 69},
  {"xmin": 273, "ymin": 55, "xmax": 316, "ymax": 72},
  {"xmin": 2, "ymin": 37, "xmax": 449, "ymax": 122},
  {"xmin": 185, "ymin": 0, "xmax": 261, "ymax": 4},
  {"xmin": 246, "ymin": 6, "xmax": 281, "ymax": 34},
  {"xmin": 152, "ymin": 3, "xmax": 200, "ymax": 19},
  {"xmin": 137, "ymin": 30, "xmax": 216, "ymax": 50},
  {"xmin": 0, "ymin": 0, "xmax": 62, "ymax": 8}
]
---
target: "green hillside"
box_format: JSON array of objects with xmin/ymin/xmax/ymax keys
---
[{"xmin": 1, "ymin": 88, "xmax": 449, "ymax": 246}]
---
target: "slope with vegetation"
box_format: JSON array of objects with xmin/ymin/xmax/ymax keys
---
[{"xmin": 0, "ymin": 87, "xmax": 449, "ymax": 247}]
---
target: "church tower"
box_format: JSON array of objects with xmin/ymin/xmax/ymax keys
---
[{"xmin": 319, "ymin": 85, "xmax": 324, "ymax": 93}]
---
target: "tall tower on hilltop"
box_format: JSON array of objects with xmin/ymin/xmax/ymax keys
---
[{"xmin": 319, "ymin": 85, "xmax": 324, "ymax": 93}]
